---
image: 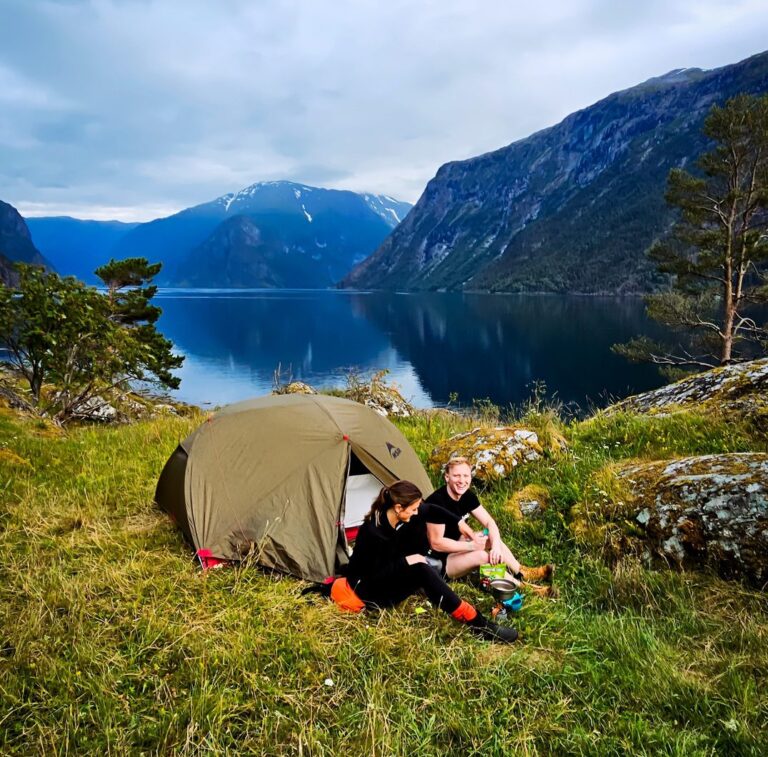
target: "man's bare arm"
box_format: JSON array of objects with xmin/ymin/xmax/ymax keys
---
[{"xmin": 426, "ymin": 521, "xmax": 484, "ymax": 554}]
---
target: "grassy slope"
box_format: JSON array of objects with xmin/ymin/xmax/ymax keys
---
[{"xmin": 0, "ymin": 405, "xmax": 766, "ymax": 756}]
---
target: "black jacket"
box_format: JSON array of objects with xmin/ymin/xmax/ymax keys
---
[{"xmin": 346, "ymin": 504, "xmax": 460, "ymax": 587}]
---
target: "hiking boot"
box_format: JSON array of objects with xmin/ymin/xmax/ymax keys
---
[
  {"xmin": 468, "ymin": 613, "xmax": 519, "ymax": 644},
  {"xmin": 520, "ymin": 563, "xmax": 555, "ymax": 583}
]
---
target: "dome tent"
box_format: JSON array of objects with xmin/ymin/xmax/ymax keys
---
[{"xmin": 155, "ymin": 394, "xmax": 433, "ymax": 581}]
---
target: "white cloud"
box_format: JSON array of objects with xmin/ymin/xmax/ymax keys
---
[{"xmin": 0, "ymin": 0, "xmax": 767, "ymax": 221}]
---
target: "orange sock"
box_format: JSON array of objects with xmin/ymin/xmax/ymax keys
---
[{"xmin": 451, "ymin": 600, "xmax": 478, "ymax": 622}]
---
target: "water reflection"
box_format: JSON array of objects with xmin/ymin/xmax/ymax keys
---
[
  {"xmin": 350, "ymin": 292, "xmax": 668, "ymax": 410},
  {"xmin": 155, "ymin": 289, "xmax": 667, "ymax": 410}
]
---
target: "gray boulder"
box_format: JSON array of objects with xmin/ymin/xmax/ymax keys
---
[
  {"xmin": 603, "ymin": 358, "xmax": 768, "ymax": 422},
  {"xmin": 429, "ymin": 426, "xmax": 543, "ymax": 481},
  {"xmin": 574, "ymin": 453, "xmax": 768, "ymax": 586}
]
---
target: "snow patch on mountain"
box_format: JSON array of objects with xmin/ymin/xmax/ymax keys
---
[{"xmin": 362, "ymin": 193, "xmax": 411, "ymax": 228}]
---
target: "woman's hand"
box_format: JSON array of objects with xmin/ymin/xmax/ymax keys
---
[{"xmin": 405, "ymin": 554, "xmax": 427, "ymax": 565}]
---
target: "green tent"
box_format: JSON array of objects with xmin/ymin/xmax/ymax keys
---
[{"xmin": 155, "ymin": 394, "xmax": 433, "ymax": 581}]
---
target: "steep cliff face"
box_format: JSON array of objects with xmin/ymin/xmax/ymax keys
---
[
  {"xmin": 0, "ymin": 201, "xmax": 48, "ymax": 264},
  {"xmin": 343, "ymin": 51, "xmax": 768, "ymax": 293},
  {"xmin": 0, "ymin": 200, "xmax": 49, "ymax": 285}
]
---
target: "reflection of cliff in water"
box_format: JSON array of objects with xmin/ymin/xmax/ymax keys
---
[
  {"xmin": 156, "ymin": 291, "xmax": 388, "ymax": 380},
  {"xmin": 350, "ymin": 292, "xmax": 668, "ymax": 409}
]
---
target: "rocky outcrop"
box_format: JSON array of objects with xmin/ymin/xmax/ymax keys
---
[
  {"xmin": 272, "ymin": 374, "xmax": 414, "ymax": 417},
  {"xmin": 344, "ymin": 374, "xmax": 414, "ymax": 418},
  {"xmin": 429, "ymin": 427, "xmax": 543, "ymax": 481},
  {"xmin": 572, "ymin": 454, "xmax": 768, "ymax": 587},
  {"xmin": 0, "ymin": 378, "xmax": 33, "ymax": 412},
  {"xmin": 273, "ymin": 381, "xmax": 317, "ymax": 395},
  {"xmin": 603, "ymin": 358, "xmax": 768, "ymax": 434},
  {"xmin": 605, "ymin": 358, "xmax": 768, "ymax": 415},
  {"xmin": 50, "ymin": 391, "xmax": 184, "ymax": 424}
]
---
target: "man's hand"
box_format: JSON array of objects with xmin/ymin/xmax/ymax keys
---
[{"xmin": 488, "ymin": 542, "xmax": 503, "ymax": 565}]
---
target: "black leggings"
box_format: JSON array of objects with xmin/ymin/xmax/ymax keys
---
[{"xmin": 353, "ymin": 562, "xmax": 462, "ymax": 615}]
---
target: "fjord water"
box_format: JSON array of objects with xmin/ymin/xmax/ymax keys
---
[{"xmin": 155, "ymin": 289, "xmax": 668, "ymax": 411}]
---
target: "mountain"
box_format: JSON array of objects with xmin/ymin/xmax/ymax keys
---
[
  {"xmin": 0, "ymin": 200, "xmax": 50, "ymax": 285},
  {"xmin": 180, "ymin": 215, "xmax": 337, "ymax": 288},
  {"xmin": 113, "ymin": 181, "xmax": 411, "ymax": 287},
  {"xmin": 342, "ymin": 51, "xmax": 768, "ymax": 294},
  {"xmin": 26, "ymin": 217, "xmax": 139, "ymax": 284}
]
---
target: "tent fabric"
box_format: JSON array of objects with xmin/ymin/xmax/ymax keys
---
[{"xmin": 155, "ymin": 394, "xmax": 433, "ymax": 581}]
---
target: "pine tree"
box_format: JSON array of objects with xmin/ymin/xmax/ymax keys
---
[
  {"xmin": 615, "ymin": 94, "xmax": 768, "ymax": 373},
  {"xmin": 0, "ymin": 259, "xmax": 183, "ymax": 423}
]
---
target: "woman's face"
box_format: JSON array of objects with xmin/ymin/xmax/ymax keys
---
[
  {"xmin": 394, "ymin": 498, "xmax": 421, "ymax": 523},
  {"xmin": 445, "ymin": 463, "xmax": 472, "ymax": 499}
]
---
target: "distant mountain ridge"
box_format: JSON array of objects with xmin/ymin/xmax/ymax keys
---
[
  {"xmin": 113, "ymin": 181, "xmax": 412, "ymax": 287},
  {"xmin": 23, "ymin": 182, "xmax": 411, "ymax": 288},
  {"xmin": 26, "ymin": 217, "xmax": 139, "ymax": 284},
  {"xmin": 342, "ymin": 50, "xmax": 768, "ymax": 293},
  {"xmin": 0, "ymin": 200, "xmax": 50, "ymax": 285}
]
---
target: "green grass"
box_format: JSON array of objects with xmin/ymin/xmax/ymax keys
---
[{"xmin": 0, "ymin": 405, "xmax": 766, "ymax": 755}]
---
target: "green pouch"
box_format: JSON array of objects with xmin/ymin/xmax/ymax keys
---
[{"xmin": 478, "ymin": 564, "xmax": 506, "ymax": 580}]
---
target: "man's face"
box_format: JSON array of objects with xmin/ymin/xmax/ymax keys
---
[{"xmin": 445, "ymin": 463, "xmax": 472, "ymax": 499}]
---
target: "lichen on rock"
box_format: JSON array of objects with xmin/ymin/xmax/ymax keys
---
[
  {"xmin": 603, "ymin": 358, "xmax": 768, "ymax": 432},
  {"xmin": 273, "ymin": 381, "xmax": 317, "ymax": 396},
  {"xmin": 572, "ymin": 453, "xmax": 768, "ymax": 587},
  {"xmin": 505, "ymin": 484, "xmax": 550, "ymax": 520},
  {"xmin": 343, "ymin": 370, "xmax": 414, "ymax": 418},
  {"xmin": 429, "ymin": 426, "xmax": 544, "ymax": 481}
]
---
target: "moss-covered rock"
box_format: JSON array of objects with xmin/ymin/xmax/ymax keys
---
[
  {"xmin": 573, "ymin": 453, "xmax": 768, "ymax": 586},
  {"xmin": 505, "ymin": 484, "xmax": 550, "ymax": 520},
  {"xmin": 429, "ymin": 426, "xmax": 543, "ymax": 481},
  {"xmin": 603, "ymin": 358, "xmax": 768, "ymax": 433},
  {"xmin": 344, "ymin": 372, "xmax": 414, "ymax": 418},
  {"xmin": 273, "ymin": 381, "xmax": 317, "ymax": 395}
]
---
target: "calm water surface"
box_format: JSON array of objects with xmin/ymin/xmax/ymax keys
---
[{"xmin": 155, "ymin": 289, "xmax": 668, "ymax": 411}]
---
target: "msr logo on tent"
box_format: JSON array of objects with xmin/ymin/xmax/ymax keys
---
[{"xmin": 386, "ymin": 442, "xmax": 401, "ymax": 459}]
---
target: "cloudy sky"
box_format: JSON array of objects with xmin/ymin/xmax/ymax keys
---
[{"xmin": 2, "ymin": 0, "xmax": 767, "ymax": 221}]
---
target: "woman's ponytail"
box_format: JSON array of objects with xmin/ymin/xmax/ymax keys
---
[{"xmin": 364, "ymin": 480, "xmax": 422, "ymax": 525}]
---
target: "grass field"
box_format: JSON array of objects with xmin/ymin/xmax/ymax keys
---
[{"xmin": 0, "ymin": 401, "xmax": 766, "ymax": 755}]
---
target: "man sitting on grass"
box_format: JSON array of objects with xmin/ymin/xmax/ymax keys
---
[{"xmin": 424, "ymin": 457, "xmax": 555, "ymax": 596}]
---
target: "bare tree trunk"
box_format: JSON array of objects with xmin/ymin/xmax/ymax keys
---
[
  {"xmin": 721, "ymin": 209, "xmax": 736, "ymax": 364},
  {"xmin": 721, "ymin": 294, "xmax": 735, "ymax": 364}
]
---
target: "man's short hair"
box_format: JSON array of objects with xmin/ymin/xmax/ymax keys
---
[{"xmin": 444, "ymin": 456, "xmax": 471, "ymax": 473}]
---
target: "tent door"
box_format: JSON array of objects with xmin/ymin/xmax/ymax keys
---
[{"xmin": 342, "ymin": 452, "xmax": 383, "ymax": 543}]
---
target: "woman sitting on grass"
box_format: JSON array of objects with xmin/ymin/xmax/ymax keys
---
[{"xmin": 336, "ymin": 479, "xmax": 518, "ymax": 644}]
